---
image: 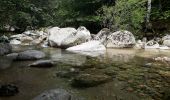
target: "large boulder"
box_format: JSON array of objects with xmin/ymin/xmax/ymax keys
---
[
  {"xmin": 66, "ymin": 40, "xmax": 106, "ymax": 51},
  {"xmin": 16, "ymin": 50, "xmax": 45, "ymax": 60},
  {"xmin": 105, "ymin": 30, "xmax": 136, "ymax": 48},
  {"xmin": 61, "ymin": 26, "xmax": 91, "ymax": 47},
  {"xmin": 32, "ymin": 89, "xmax": 77, "ymax": 100},
  {"xmin": 48, "ymin": 26, "xmax": 92, "ymax": 48},
  {"xmin": 0, "ymin": 43, "xmax": 12, "ymax": 56},
  {"xmin": 94, "ymin": 28, "xmax": 110, "ymax": 43},
  {"xmin": 162, "ymin": 35, "xmax": 170, "ymax": 47},
  {"xmin": 48, "ymin": 27, "xmax": 77, "ymax": 47}
]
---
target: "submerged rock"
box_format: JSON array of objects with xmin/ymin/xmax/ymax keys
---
[
  {"xmin": 0, "ymin": 43, "xmax": 12, "ymax": 56},
  {"xmin": 16, "ymin": 50, "xmax": 45, "ymax": 60},
  {"xmin": 32, "ymin": 89, "xmax": 77, "ymax": 100},
  {"xmin": 66, "ymin": 40, "xmax": 106, "ymax": 51},
  {"xmin": 56, "ymin": 69, "xmax": 79, "ymax": 78},
  {"xmin": 29, "ymin": 60, "xmax": 54, "ymax": 68},
  {"xmin": 6, "ymin": 53, "xmax": 18, "ymax": 60},
  {"xmin": 10, "ymin": 39, "xmax": 21, "ymax": 45},
  {"xmin": 0, "ymin": 84, "xmax": 19, "ymax": 96},
  {"xmin": 71, "ymin": 74, "xmax": 111, "ymax": 87}
]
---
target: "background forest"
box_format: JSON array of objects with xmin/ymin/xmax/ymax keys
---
[{"xmin": 0, "ymin": 0, "xmax": 170, "ymax": 38}]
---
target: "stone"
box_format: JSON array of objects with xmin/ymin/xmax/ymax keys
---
[
  {"xmin": 71, "ymin": 74, "xmax": 111, "ymax": 87},
  {"xmin": 16, "ymin": 50, "xmax": 45, "ymax": 60},
  {"xmin": 153, "ymin": 56, "xmax": 170, "ymax": 62},
  {"xmin": 32, "ymin": 89, "xmax": 77, "ymax": 100},
  {"xmin": 134, "ymin": 40, "xmax": 145, "ymax": 49},
  {"xmin": 105, "ymin": 30, "xmax": 136, "ymax": 48},
  {"xmin": 29, "ymin": 60, "xmax": 54, "ymax": 68},
  {"xmin": 0, "ymin": 35, "xmax": 9, "ymax": 43},
  {"xmin": 48, "ymin": 26, "xmax": 92, "ymax": 48},
  {"xmin": 159, "ymin": 45, "xmax": 170, "ymax": 50},
  {"xmin": 61, "ymin": 26, "xmax": 91, "ymax": 47},
  {"xmin": 23, "ymin": 31, "xmax": 37, "ymax": 36},
  {"xmin": 144, "ymin": 40, "xmax": 159, "ymax": 49},
  {"xmin": 48, "ymin": 27, "xmax": 77, "ymax": 47},
  {"xmin": 163, "ymin": 40, "xmax": 170, "ymax": 47},
  {"xmin": 143, "ymin": 63, "xmax": 152, "ymax": 67},
  {"xmin": 10, "ymin": 34, "xmax": 25, "ymax": 40},
  {"xmin": 66, "ymin": 40, "xmax": 106, "ymax": 51},
  {"xmin": 0, "ymin": 84, "xmax": 19, "ymax": 96},
  {"xmin": 6, "ymin": 53, "xmax": 18, "ymax": 60},
  {"xmin": 10, "ymin": 39, "xmax": 21, "ymax": 45},
  {"xmin": 56, "ymin": 69, "xmax": 79, "ymax": 78},
  {"xmin": 0, "ymin": 43, "xmax": 12, "ymax": 56},
  {"xmin": 162, "ymin": 35, "xmax": 170, "ymax": 47},
  {"xmin": 94, "ymin": 28, "xmax": 110, "ymax": 43}
]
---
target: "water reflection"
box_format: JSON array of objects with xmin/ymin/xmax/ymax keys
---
[
  {"xmin": 44, "ymin": 48, "xmax": 87, "ymax": 66},
  {"xmin": 105, "ymin": 49, "xmax": 136, "ymax": 62},
  {"xmin": 0, "ymin": 57, "xmax": 12, "ymax": 70}
]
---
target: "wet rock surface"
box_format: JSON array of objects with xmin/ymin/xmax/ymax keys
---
[{"xmin": 29, "ymin": 60, "xmax": 54, "ymax": 68}]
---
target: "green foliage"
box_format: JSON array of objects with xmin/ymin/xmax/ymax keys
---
[
  {"xmin": 0, "ymin": 0, "xmax": 58, "ymax": 32},
  {"xmin": 0, "ymin": 0, "xmax": 169, "ymax": 35},
  {"xmin": 99, "ymin": 0, "xmax": 146, "ymax": 34},
  {"xmin": 151, "ymin": 0, "xmax": 170, "ymax": 20}
]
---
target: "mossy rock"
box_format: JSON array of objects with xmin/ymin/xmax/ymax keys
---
[{"xmin": 71, "ymin": 74, "xmax": 112, "ymax": 87}]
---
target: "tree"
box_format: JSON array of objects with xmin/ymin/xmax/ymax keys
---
[{"xmin": 99, "ymin": 0, "xmax": 146, "ymax": 35}]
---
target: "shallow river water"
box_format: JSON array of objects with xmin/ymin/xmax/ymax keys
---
[{"xmin": 0, "ymin": 46, "xmax": 170, "ymax": 100}]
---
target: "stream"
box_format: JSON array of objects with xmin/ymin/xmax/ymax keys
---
[{"xmin": 0, "ymin": 46, "xmax": 170, "ymax": 100}]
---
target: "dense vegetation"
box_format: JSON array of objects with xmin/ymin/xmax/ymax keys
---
[{"xmin": 0, "ymin": 0, "xmax": 170, "ymax": 37}]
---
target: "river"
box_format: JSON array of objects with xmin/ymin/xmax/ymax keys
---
[{"xmin": 0, "ymin": 46, "xmax": 170, "ymax": 100}]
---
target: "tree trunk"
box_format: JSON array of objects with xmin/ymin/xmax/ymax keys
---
[{"xmin": 146, "ymin": 0, "xmax": 151, "ymax": 23}]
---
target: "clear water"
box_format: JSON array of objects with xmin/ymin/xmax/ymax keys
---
[{"xmin": 0, "ymin": 46, "xmax": 170, "ymax": 100}]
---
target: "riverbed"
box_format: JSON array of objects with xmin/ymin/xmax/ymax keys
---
[{"xmin": 0, "ymin": 46, "xmax": 170, "ymax": 100}]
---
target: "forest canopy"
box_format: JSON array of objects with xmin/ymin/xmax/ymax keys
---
[{"xmin": 0, "ymin": 0, "xmax": 170, "ymax": 36}]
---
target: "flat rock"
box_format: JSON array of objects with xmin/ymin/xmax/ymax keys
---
[
  {"xmin": 66, "ymin": 40, "xmax": 106, "ymax": 51},
  {"xmin": 29, "ymin": 60, "xmax": 54, "ymax": 68},
  {"xmin": 16, "ymin": 50, "xmax": 45, "ymax": 60}
]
